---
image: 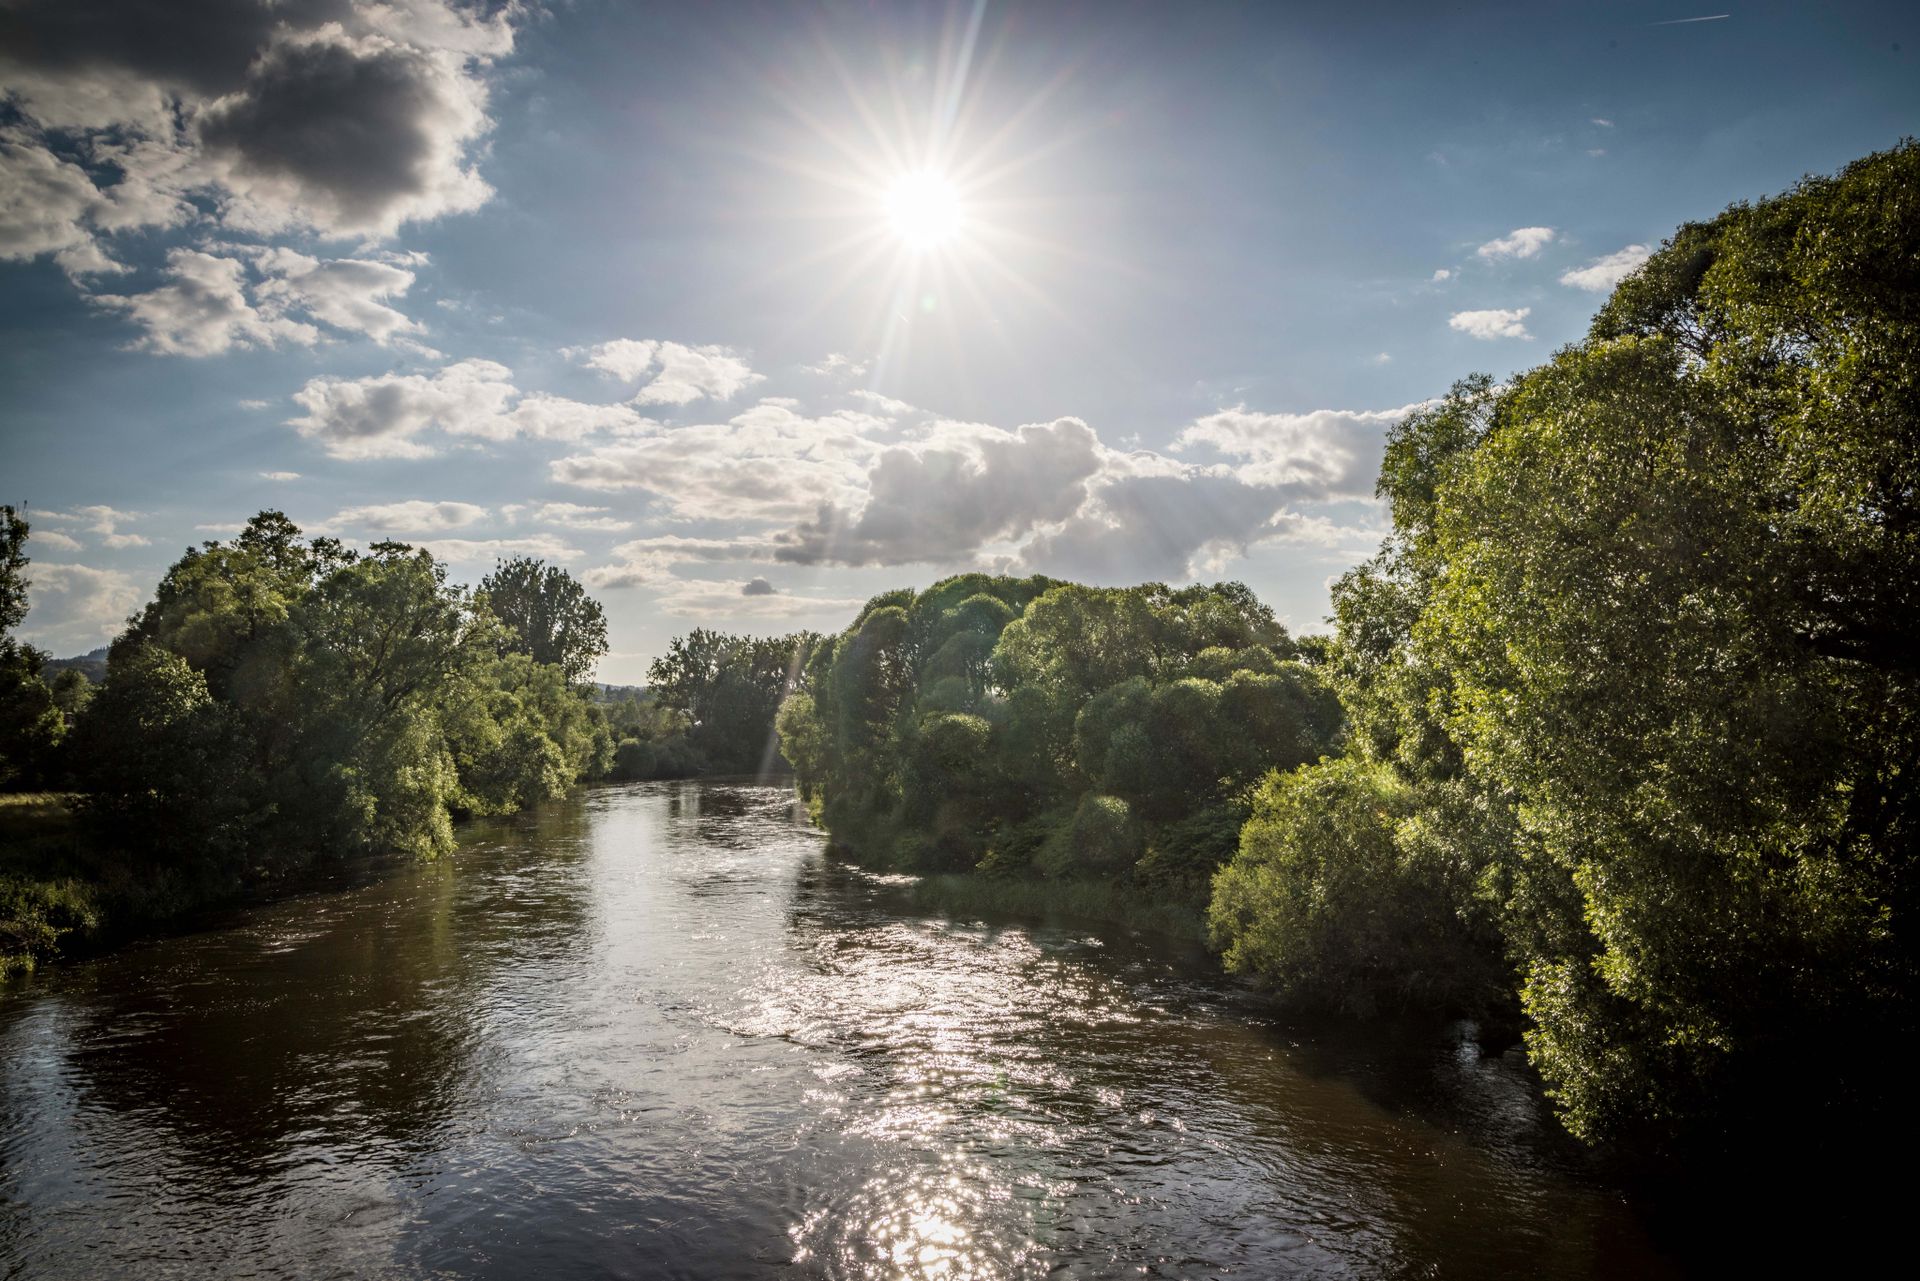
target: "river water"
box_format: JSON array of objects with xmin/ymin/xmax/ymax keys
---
[{"xmin": 0, "ymin": 781, "xmax": 1679, "ymax": 1278}]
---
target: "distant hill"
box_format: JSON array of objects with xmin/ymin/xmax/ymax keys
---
[{"xmin": 42, "ymin": 647, "xmax": 108, "ymax": 684}]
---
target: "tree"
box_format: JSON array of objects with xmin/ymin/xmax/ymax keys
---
[
  {"xmin": 0, "ymin": 506, "xmax": 63, "ymax": 789},
  {"xmin": 478, "ymin": 557, "xmax": 609, "ymax": 686}
]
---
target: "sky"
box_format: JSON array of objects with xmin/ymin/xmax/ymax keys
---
[{"xmin": 2, "ymin": 0, "xmax": 1915, "ymax": 681}]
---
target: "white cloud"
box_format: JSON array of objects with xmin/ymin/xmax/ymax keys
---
[
  {"xmin": 42, "ymin": 505, "xmax": 150, "ymax": 548},
  {"xmin": 13, "ymin": 562, "xmax": 143, "ymax": 652},
  {"xmin": 1371, "ymin": 352, "xmax": 1392, "ymax": 365},
  {"xmin": 1592, "ymin": 117, "xmax": 1614, "ymax": 127},
  {"xmin": 250, "ymin": 248, "xmax": 425, "ymax": 343},
  {"xmin": 637, "ymin": 342, "xmax": 763, "ymax": 406},
  {"xmin": 289, "ymin": 359, "xmax": 647, "ymax": 459},
  {"xmin": 413, "ymin": 535, "xmax": 583, "ymax": 564},
  {"xmin": 241, "ymin": 399, "xmax": 272, "ymax": 410},
  {"xmin": 1475, "ymin": 227, "xmax": 1556, "ymax": 261},
  {"xmin": 32, "ymin": 530, "xmax": 84, "ymax": 552},
  {"xmin": 849, "ymin": 388, "xmax": 917, "ymax": 416},
  {"xmin": 1449, "ymin": 307, "xmax": 1533, "ymax": 340},
  {"xmin": 525, "ymin": 502, "xmax": 633, "ymax": 532},
  {"xmin": 0, "ymin": 131, "xmax": 128, "ymax": 277},
  {"xmin": 805, "ymin": 352, "xmax": 868, "ymax": 378},
  {"xmin": 559, "ymin": 391, "xmax": 1421, "ymax": 587},
  {"xmin": 94, "ymin": 246, "xmax": 430, "ymax": 355},
  {"xmin": 550, "ymin": 402, "xmax": 890, "ymax": 521},
  {"xmin": 260, "ymin": 470, "xmax": 300, "ymax": 481},
  {"xmin": 1431, "ymin": 268, "xmax": 1453, "ymax": 282},
  {"xmin": 571, "ymin": 338, "xmax": 764, "ymax": 405},
  {"xmin": 1172, "ymin": 404, "xmax": 1420, "ymax": 495},
  {"xmin": 1559, "ymin": 244, "xmax": 1652, "ymax": 292},
  {"xmin": 94, "ymin": 249, "xmax": 319, "ymax": 356},
  {"xmin": 330, "ymin": 499, "xmax": 490, "ymax": 534},
  {"xmin": 573, "ymin": 338, "xmax": 659, "ymax": 382}
]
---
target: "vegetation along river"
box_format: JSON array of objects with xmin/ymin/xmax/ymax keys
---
[{"xmin": 0, "ymin": 781, "xmax": 1679, "ymax": 1278}]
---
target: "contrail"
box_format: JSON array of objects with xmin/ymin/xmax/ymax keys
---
[{"xmin": 1652, "ymin": 13, "xmax": 1731, "ymax": 23}]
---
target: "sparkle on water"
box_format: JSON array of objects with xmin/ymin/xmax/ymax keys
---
[{"xmin": 0, "ymin": 782, "xmax": 1680, "ymax": 1278}]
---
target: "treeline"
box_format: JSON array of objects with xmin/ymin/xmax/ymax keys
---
[
  {"xmin": 776, "ymin": 576, "xmax": 1342, "ymax": 906},
  {"xmin": 601, "ymin": 628, "xmax": 818, "ymax": 780},
  {"xmin": 1, "ymin": 510, "xmax": 807, "ymax": 970},
  {"xmin": 1, "ymin": 515, "xmax": 618, "ymax": 965},
  {"xmin": 785, "ymin": 144, "xmax": 1919, "ymax": 1162}
]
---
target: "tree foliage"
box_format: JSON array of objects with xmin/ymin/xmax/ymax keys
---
[
  {"xmin": 779, "ymin": 573, "xmax": 1342, "ymax": 902},
  {"xmin": 0, "ymin": 506, "xmax": 65, "ymax": 790},
  {"xmin": 640, "ymin": 628, "xmax": 819, "ymax": 776},
  {"xmin": 74, "ymin": 513, "xmax": 615, "ymax": 882},
  {"xmin": 1209, "ymin": 142, "xmax": 1920, "ymax": 1153},
  {"xmin": 478, "ymin": 555, "xmax": 609, "ymax": 685}
]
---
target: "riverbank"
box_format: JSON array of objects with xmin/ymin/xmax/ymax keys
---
[{"xmin": 0, "ymin": 792, "xmax": 147, "ymax": 975}]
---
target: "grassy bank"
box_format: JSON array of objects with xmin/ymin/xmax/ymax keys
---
[
  {"xmin": 0, "ymin": 792, "xmax": 223, "ymax": 977},
  {"xmin": 2, "ymin": 793, "xmax": 109, "ymax": 976}
]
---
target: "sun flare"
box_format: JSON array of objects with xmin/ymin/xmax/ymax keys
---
[{"xmin": 884, "ymin": 170, "xmax": 964, "ymax": 251}]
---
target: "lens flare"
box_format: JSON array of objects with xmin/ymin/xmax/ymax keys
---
[{"xmin": 885, "ymin": 171, "xmax": 964, "ymax": 251}]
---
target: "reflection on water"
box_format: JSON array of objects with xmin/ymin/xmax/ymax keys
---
[{"xmin": 0, "ymin": 782, "xmax": 1679, "ymax": 1278}]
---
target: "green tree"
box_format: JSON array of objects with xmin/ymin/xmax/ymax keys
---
[
  {"xmin": 479, "ymin": 556, "xmax": 609, "ymax": 686},
  {"xmin": 0, "ymin": 506, "xmax": 64, "ymax": 789}
]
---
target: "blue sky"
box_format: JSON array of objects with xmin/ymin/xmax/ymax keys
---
[{"xmin": 3, "ymin": 0, "xmax": 1915, "ymax": 680}]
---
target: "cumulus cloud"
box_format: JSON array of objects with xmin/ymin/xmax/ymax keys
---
[
  {"xmin": 1449, "ymin": 307, "xmax": 1533, "ymax": 340},
  {"xmin": 572, "ymin": 338, "xmax": 764, "ymax": 406},
  {"xmin": 741, "ymin": 577, "xmax": 776, "ymax": 596},
  {"xmin": 196, "ymin": 28, "xmax": 497, "ymax": 237},
  {"xmin": 772, "ymin": 418, "xmax": 1104, "ymax": 567},
  {"xmin": 550, "ymin": 401, "xmax": 889, "ymax": 520},
  {"xmin": 1172, "ymin": 404, "xmax": 1419, "ymax": 496},
  {"xmin": 32, "ymin": 529, "xmax": 84, "ymax": 552},
  {"xmin": 1560, "ymin": 244, "xmax": 1652, "ymax": 292},
  {"xmin": 557, "ymin": 389, "xmax": 1424, "ymax": 587},
  {"xmin": 0, "ymin": 131, "xmax": 128, "ymax": 276},
  {"xmin": 521, "ymin": 502, "xmax": 633, "ymax": 532},
  {"xmin": 93, "ymin": 245, "xmax": 430, "ymax": 354},
  {"xmin": 329, "ymin": 499, "xmax": 489, "ymax": 535},
  {"xmin": 1431, "ymin": 268, "xmax": 1453, "ymax": 282},
  {"xmin": 1007, "ymin": 462, "xmax": 1315, "ymax": 584},
  {"xmin": 13, "ymin": 562, "xmax": 143, "ymax": 652},
  {"xmin": 413, "ymin": 535, "xmax": 583, "ymax": 564},
  {"xmin": 572, "ymin": 338, "xmax": 658, "ymax": 382},
  {"xmin": 0, "ymin": 1, "xmax": 514, "ymax": 275},
  {"xmin": 250, "ymin": 248, "xmax": 425, "ymax": 342},
  {"xmin": 93, "ymin": 249, "xmax": 318, "ymax": 355},
  {"xmin": 1475, "ymin": 226, "xmax": 1556, "ymax": 261},
  {"xmin": 41, "ymin": 505, "xmax": 149, "ymax": 548},
  {"xmin": 805, "ymin": 352, "xmax": 868, "ymax": 378},
  {"xmin": 289, "ymin": 359, "xmax": 648, "ymax": 459}
]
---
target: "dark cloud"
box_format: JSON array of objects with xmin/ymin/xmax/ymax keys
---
[
  {"xmin": 740, "ymin": 578, "xmax": 777, "ymax": 596},
  {"xmin": 0, "ymin": 0, "xmax": 512, "ymax": 274},
  {"xmin": 0, "ymin": 0, "xmax": 346, "ymax": 98},
  {"xmin": 199, "ymin": 38, "xmax": 481, "ymax": 232}
]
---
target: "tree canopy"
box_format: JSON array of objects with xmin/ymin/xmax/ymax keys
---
[{"xmin": 1210, "ymin": 141, "xmax": 1920, "ymax": 1154}]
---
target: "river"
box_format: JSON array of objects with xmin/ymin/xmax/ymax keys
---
[{"xmin": 0, "ymin": 781, "xmax": 1679, "ymax": 1278}]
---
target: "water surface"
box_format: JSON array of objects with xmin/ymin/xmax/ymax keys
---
[{"xmin": 0, "ymin": 781, "xmax": 1677, "ymax": 1278}]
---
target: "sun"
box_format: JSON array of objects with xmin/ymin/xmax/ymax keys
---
[{"xmin": 883, "ymin": 170, "xmax": 964, "ymax": 252}]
